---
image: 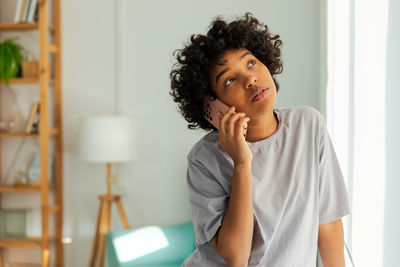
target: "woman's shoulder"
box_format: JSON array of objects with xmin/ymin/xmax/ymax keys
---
[
  {"xmin": 187, "ymin": 130, "xmax": 221, "ymax": 162},
  {"xmin": 278, "ymin": 105, "xmax": 323, "ymax": 125}
]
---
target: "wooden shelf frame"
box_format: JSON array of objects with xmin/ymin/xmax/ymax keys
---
[
  {"xmin": 0, "ymin": 238, "xmax": 41, "ymax": 248},
  {"xmin": 0, "ymin": 0, "xmax": 64, "ymax": 266},
  {"xmin": 0, "ymin": 185, "xmax": 41, "ymax": 193},
  {"xmin": 0, "ymin": 22, "xmax": 38, "ymax": 30},
  {"xmin": 0, "ymin": 22, "xmax": 54, "ymax": 31},
  {"xmin": 0, "ymin": 184, "xmax": 55, "ymax": 193},
  {"xmin": 0, "ymin": 236, "xmax": 57, "ymax": 248},
  {"xmin": 0, "ymin": 77, "xmax": 55, "ymax": 84},
  {"xmin": 0, "ymin": 128, "xmax": 59, "ymax": 138}
]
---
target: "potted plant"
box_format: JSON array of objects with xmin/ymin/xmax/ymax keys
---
[{"xmin": 0, "ymin": 38, "xmax": 23, "ymax": 85}]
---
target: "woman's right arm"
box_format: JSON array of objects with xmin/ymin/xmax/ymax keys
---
[{"xmin": 210, "ymin": 106, "xmax": 254, "ymax": 267}]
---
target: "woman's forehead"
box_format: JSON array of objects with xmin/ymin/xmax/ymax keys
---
[{"xmin": 215, "ymin": 48, "xmax": 250, "ymax": 65}]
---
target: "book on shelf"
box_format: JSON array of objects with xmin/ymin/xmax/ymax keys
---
[
  {"xmin": 21, "ymin": 0, "xmax": 30, "ymax": 22},
  {"xmin": 27, "ymin": 0, "xmax": 38, "ymax": 23},
  {"xmin": 25, "ymin": 102, "xmax": 40, "ymax": 134},
  {"xmin": 31, "ymin": 103, "xmax": 40, "ymax": 133},
  {"xmin": 14, "ymin": 0, "xmax": 39, "ymax": 23}
]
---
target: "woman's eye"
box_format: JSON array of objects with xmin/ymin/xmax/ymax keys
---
[
  {"xmin": 224, "ymin": 78, "xmax": 235, "ymax": 87},
  {"xmin": 249, "ymin": 60, "xmax": 256, "ymax": 67}
]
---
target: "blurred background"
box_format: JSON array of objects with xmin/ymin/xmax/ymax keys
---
[{"xmin": 0, "ymin": 0, "xmax": 399, "ymax": 266}]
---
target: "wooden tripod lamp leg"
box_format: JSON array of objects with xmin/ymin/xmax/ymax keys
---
[
  {"xmin": 89, "ymin": 197, "xmax": 104, "ymax": 267},
  {"xmin": 96, "ymin": 197, "xmax": 111, "ymax": 267},
  {"xmin": 98, "ymin": 198, "xmax": 111, "ymax": 267},
  {"xmin": 88, "ymin": 195, "xmax": 131, "ymax": 267},
  {"xmin": 42, "ymin": 248, "xmax": 50, "ymax": 267},
  {"xmin": 115, "ymin": 196, "xmax": 131, "ymax": 229}
]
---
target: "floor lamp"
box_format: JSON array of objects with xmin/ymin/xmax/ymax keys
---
[{"xmin": 79, "ymin": 116, "xmax": 133, "ymax": 267}]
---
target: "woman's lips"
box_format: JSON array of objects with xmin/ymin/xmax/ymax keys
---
[{"xmin": 251, "ymin": 88, "xmax": 269, "ymax": 102}]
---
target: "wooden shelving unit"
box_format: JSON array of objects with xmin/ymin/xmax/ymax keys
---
[
  {"xmin": 0, "ymin": 184, "xmax": 42, "ymax": 193},
  {"xmin": 0, "ymin": 128, "xmax": 59, "ymax": 137},
  {"xmin": 0, "ymin": 237, "xmax": 57, "ymax": 249},
  {"xmin": 0, "ymin": 238, "xmax": 42, "ymax": 248},
  {"xmin": 0, "ymin": 22, "xmax": 54, "ymax": 31},
  {"xmin": 1, "ymin": 78, "xmax": 55, "ymax": 84},
  {"xmin": 0, "ymin": 0, "xmax": 64, "ymax": 266},
  {"xmin": 0, "ymin": 184, "xmax": 55, "ymax": 193},
  {"xmin": 0, "ymin": 22, "xmax": 38, "ymax": 30}
]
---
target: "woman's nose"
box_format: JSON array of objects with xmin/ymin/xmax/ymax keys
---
[{"xmin": 246, "ymin": 77, "xmax": 257, "ymax": 89}]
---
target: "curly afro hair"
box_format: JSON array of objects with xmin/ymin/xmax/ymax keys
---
[{"xmin": 169, "ymin": 12, "xmax": 283, "ymax": 131}]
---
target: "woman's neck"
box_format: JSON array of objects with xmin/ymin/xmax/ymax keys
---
[{"xmin": 245, "ymin": 109, "xmax": 278, "ymax": 143}]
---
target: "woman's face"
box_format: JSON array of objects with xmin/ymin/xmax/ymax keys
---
[{"xmin": 209, "ymin": 48, "xmax": 277, "ymax": 118}]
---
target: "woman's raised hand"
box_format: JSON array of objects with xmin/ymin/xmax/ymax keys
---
[{"xmin": 217, "ymin": 106, "xmax": 252, "ymax": 166}]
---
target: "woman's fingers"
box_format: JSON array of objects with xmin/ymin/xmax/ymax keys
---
[
  {"xmin": 218, "ymin": 106, "xmax": 248, "ymax": 139},
  {"xmin": 227, "ymin": 112, "xmax": 246, "ymax": 137},
  {"xmin": 235, "ymin": 116, "xmax": 250, "ymax": 138},
  {"xmin": 218, "ymin": 106, "xmax": 235, "ymax": 136}
]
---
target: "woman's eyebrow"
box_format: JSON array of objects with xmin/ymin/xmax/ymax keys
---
[{"xmin": 215, "ymin": 51, "xmax": 253, "ymax": 84}]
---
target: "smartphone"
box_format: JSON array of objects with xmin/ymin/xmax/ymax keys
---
[{"xmin": 203, "ymin": 95, "xmax": 247, "ymax": 136}]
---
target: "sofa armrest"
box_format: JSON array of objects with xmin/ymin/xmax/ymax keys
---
[{"xmin": 107, "ymin": 220, "xmax": 195, "ymax": 267}]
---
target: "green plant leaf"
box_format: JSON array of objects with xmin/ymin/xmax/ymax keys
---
[{"xmin": 0, "ymin": 38, "xmax": 24, "ymax": 84}]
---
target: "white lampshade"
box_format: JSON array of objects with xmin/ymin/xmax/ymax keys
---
[{"xmin": 79, "ymin": 116, "xmax": 133, "ymax": 163}]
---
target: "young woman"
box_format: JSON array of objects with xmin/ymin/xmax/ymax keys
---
[{"xmin": 170, "ymin": 12, "xmax": 351, "ymax": 267}]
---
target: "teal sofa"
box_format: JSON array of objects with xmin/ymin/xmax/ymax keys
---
[
  {"xmin": 107, "ymin": 220, "xmax": 195, "ymax": 267},
  {"xmin": 107, "ymin": 220, "xmax": 352, "ymax": 267}
]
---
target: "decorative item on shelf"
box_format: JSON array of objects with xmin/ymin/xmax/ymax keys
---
[
  {"xmin": 21, "ymin": 60, "xmax": 39, "ymax": 78},
  {"xmin": 0, "ymin": 85, "xmax": 26, "ymax": 133},
  {"xmin": 21, "ymin": 50, "xmax": 39, "ymax": 78},
  {"xmin": 13, "ymin": 162, "xmax": 29, "ymax": 187},
  {"xmin": 25, "ymin": 101, "xmax": 40, "ymax": 134},
  {"xmin": 6, "ymin": 101, "xmax": 26, "ymax": 133},
  {"xmin": 0, "ymin": 38, "xmax": 23, "ymax": 85},
  {"xmin": 6, "ymin": 109, "xmax": 26, "ymax": 133},
  {"xmin": 27, "ymin": 152, "xmax": 54, "ymax": 186},
  {"xmin": 79, "ymin": 116, "xmax": 133, "ymax": 267},
  {"xmin": 0, "ymin": 209, "xmax": 26, "ymax": 238},
  {"xmin": 3, "ymin": 137, "xmax": 27, "ymax": 185}
]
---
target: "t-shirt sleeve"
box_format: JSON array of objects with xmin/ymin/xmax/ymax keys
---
[
  {"xmin": 186, "ymin": 154, "xmax": 229, "ymax": 246},
  {"xmin": 318, "ymin": 114, "xmax": 352, "ymax": 225}
]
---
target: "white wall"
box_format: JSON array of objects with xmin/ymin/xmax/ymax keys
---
[
  {"xmin": 62, "ymin": 0, "xmax": 117, "ymax": 265},
  {"xmin": 383, "ymin": 0, "xmax": 400, "ymax": 266}
]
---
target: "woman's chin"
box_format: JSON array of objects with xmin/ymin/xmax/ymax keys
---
[{"xmin": 248, "ymin": 101, "xmax": 275, "ymax": 117}]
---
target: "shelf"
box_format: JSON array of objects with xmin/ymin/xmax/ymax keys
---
[
  {"xmin": 0, "ymin": 184, "xmax": 55, "ymax": 193},
  {"xmin": 0, "ymin": 128, "xmax": 59, "ymax": 138},
  {"xmin": 8, "ymin": 77, "xmax": 39, "ymax": 84},
  {"xmin": 0, "ymin": 236, "xmax": 56, "ymax": 248},
  {"xmin": 0, "ymin": 237, "xmax": 41, "ymax": 248},
  {"xmin": 0, "ymin": 185, "xmax": 40, "ymax": 193},
  {"xmin": 0, "ymin": 0, "xmax": 64, "ymax": 264},
  {"xmin": 0, "ymin": 22, "xmax": 54, "ymax": 32},
  {"xmin": 0, "ymin": 22, "xmax": 38, "ymax": 30},
  {"xmin": 1, "ymin": 77, "xmax": 55, "ymax": 84}
]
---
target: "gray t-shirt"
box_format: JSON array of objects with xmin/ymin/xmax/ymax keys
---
[{"xmin": 182, "ymin": 105, "xmax": 351, "ymax": 267}]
